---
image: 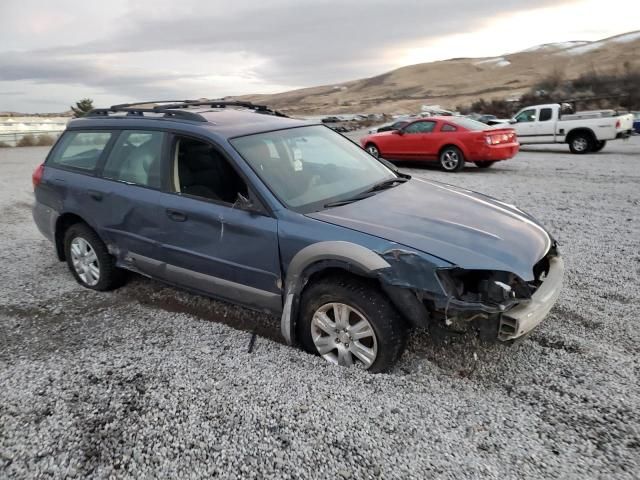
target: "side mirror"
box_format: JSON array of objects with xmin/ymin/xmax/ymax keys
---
[
  {"xmin": 234, "ymin": 192, "xmax": 254, "ymax": 211},
  {"xmin": 509, "ymin": 118, "xmax": 517, "ymax": 124},
  {"xmin": 392, "ymin": 129, "xmax": 404, "ymax": 135}
]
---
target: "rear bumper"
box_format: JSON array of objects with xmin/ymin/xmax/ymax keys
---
[
  {"xmin": 498, "ymin": 256, "xmax": 564, "ymax": 340},
  {"xmin": 32, "ymin": 201, "xmax": 58, "ymax": 243},
  {"xmin": 616, "ymin": 130, "xmax": 633, "ymax": 139},
  {"xmin": 477, "ymin": 142, "xmax": 519, "ymax": 161}
]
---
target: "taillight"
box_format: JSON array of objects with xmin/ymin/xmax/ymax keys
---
[
  {"xmin": 485, "ymin": 132, "xmax": 515, "ymax": 145},
  {"xmin": 32, "ymin": 163, "xmax": 45, "ymax": 190},
  {"xmin": 615, "ymin": 119, "xmax": 621, "ymax": 128}
]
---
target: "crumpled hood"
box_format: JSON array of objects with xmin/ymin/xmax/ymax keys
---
[{"xmin": 307, "ymin": 178, "xmax": 552, "ymax": 281}]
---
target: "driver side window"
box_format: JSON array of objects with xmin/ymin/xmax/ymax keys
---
[
  {"xmin": 404, "ymin": 121, "xmax": 436, "ymax": 134},
  {"xmin": 515, "ymin": 109, "xmax": 536, "ymax": 123},
  {"xmin": 172, "ymin": 136, "xmax": 247, "ymax": 204}
]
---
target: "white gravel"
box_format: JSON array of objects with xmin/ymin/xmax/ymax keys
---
[{"xmin": 1, "ymin": 138, "xmax": 639, "ymax": 479}]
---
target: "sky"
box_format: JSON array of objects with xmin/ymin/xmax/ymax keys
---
[{"xmin": 0, "ymin": 0, "xmax": 638, "ymax": 113}]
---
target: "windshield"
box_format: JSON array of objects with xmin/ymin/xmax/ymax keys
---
[
  {"xmin": 451, "ymin": 117, "xmax": 491, "ymax": 131},
  {"xmin": 231, "ymin": 125, "xmax": 396, "ymax": 212}
]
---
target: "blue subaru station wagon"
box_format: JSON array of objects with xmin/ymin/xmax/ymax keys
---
[{"xmin": 32, "ymin": 101, "xmax": 564, "ymax": 372}]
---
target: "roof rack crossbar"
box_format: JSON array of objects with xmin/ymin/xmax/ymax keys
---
[
  {"xmin": 110, "ymin": 100, "xmax": 193, "ymax": 109},
  {"xmin": 87, "ymin": 107, "xmax": 207, "ymax": 122},
  {"xmin": 157, "ymin": 100, "xmax": 289, "ymax": 117}
]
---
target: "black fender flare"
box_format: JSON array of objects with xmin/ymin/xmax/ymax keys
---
[{"xmin": 280, "ymin": 241, "xmax": 390, "ymax": 344}]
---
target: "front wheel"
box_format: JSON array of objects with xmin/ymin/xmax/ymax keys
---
[
  {"xmin": 298, "ymin": 276, "xmax": 407, "ymax": 373},
  {"xmin": 439, "ymin": 146, "xmax": 465, "ymax": 172},
  {"xmin": 592, "ymin": 140, "xmax": 606, "ymax": 152},
  {"xmin": 475, "ymin": 161, "xmax": 496, "ymax": 169},
  {"xmin": 365, "ymin": 143, "xmax": 380, "ymax": 158}
]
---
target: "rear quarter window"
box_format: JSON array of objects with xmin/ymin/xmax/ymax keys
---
[{"xmin": 48, "ymin": 131, "xmax": 113, "ymax": 172}]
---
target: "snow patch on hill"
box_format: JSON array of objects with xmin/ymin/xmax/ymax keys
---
[
  {"xmin": 522, "ymin": 41, "xmax": 588, "ymax": 52},
  {"xmin": 561, "ymin": 31, "xmax": 640, "ymax": 55},
  {"xmin": 474, "ymin": 57, "xmax": 511, "ymax": 68}
]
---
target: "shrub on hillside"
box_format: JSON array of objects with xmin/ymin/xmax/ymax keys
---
[
  {"xmin": 17, "ymin": 134, "xmax": 37, "ymax": 147},
  {"xmin": 36, "ymin": 135, "xmax": 56, "ymax": 146},
  {"xmin": 463, "ymin": 66, "xmax": 640, "ymax": 116}
]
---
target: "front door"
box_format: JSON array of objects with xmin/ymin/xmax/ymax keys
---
[
  {"xmin": 397, "ymin": 120, "xmax": 437, "ymax": 159},
  {"xmin": 533, "ymin": 107, "xmax": 556, "ymax": 142},
  {"xmin": 513, "ymin": 108, "xmax": 538, "ymax": 144},
  {"xmin": 157, "ymin": 134, "xmax": 282, "ymax": 314}
]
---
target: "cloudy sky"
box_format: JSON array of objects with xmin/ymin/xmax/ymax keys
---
[{"xmin": 1, "ymin": 0, "xmax": 638, "ymax": 112}]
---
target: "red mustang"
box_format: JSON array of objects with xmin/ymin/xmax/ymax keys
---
[{"xmin": 360, "ymin": 117, "xmax": 519, "ymax": 172}]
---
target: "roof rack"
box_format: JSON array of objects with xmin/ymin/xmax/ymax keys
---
[
  {"xmin": 86, "ymin": 99, "xmax": 288, "ymax": 122},
  {"xmin": 87, "ymin": 107, "xmax": 207, "ymax": 122},
  {"xmin": 158, "ymin": 100, "xmax": 289, "ymax": 117}
]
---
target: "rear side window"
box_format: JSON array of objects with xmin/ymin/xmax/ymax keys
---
[
  {"xmin": 404, "ymin": 121, "xmax": 436, "ymax": 134},
  {"xmin": 102, "ymin": 131, "xmax": 165, "ymax": 189},
  {"xmin": 539, "ymin": 108, "xmax": 552, "ymax": 121},
  {"xmin": 48, "ymin": 131, "xmax": 112, "ymax": 171},
  {"xmin": 441, "ymin": 124, "xmax": 457, "ymax": 132}
]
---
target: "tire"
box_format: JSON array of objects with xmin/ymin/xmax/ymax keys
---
[
  {"xmin": 475, "ymin": 161, "xmax": 496, "ymax": 169},
  {"xmin": 298, "ymin": 275, "xmax": 407, "ymax": 373},
  {"xmin": 439, "ymin": 146, "xmax": 465, "ymax": 172},
  {"xmin": 365, "ymin": 143, "xmax": 380, "ymax": 158},
  {"xmin": 568, "ymin": 132, "xmax": 593, "ymax": 154},
  {"xmin": 592, "ymin": 140, "xmax": 606, "ymax": 152},
  {"xmin": 63, "ymin": 223, "xmax": 125, "ymax": 291}
]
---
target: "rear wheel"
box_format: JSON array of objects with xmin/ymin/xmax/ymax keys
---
[
  {"xmin": 298, "ymin": 275, "xmax": 407, "ymax": 373},
  {"xmin": 439, "ymin": 146, "xmax": 465, "ymax": 172},
  {"xmin": 63, "ymin": 223, "xmax": 125, "ymax": 291},
  {"xmin": 365, "ymin": 143, "xmax": 380, "ymax": 158},
  {"xmin": 568, "ymin": 133, "xmax": 593, "ymax": 154},
  {"xmin": 592, "ymin": 140, "xmax": 606, "ymax": 152},
  {"xmin": 475, "ymin": 161, "xmax": 496, "ymax": 169}
]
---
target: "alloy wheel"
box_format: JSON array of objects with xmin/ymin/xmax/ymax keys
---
[
  {"xmin": 311, "ymin": 302, "xmax": 378, "ymax": 369},
  {"xmin": 572, "ymin": 137, "xmax": 588, "ymax": 152},
  {"xmin": 70, "ymin": 237, "xmax": 100, "ymax": 286},
  {"xmin": 441, "ymin": 150, "xmax": 460, "ymax": 170},
  {"xmin": 366, "ymin": 145, "xmax": 380, "ymax": 158}
]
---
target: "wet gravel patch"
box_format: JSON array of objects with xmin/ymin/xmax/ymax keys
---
[{"xmin": 1, "ymin": 141, "xmax": 640, "ymax": 479}]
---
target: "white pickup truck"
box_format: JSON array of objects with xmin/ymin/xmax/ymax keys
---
[{"xmin": 510, "ymin": 104, "xmax": 634, "ymax": 153}]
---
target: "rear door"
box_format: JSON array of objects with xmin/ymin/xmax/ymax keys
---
[{"xmin": 91, "ymin": 129, "xmax": 170, "ymax": 277}]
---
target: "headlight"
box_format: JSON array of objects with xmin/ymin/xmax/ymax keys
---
[{"xmin": 436, "ymin": 268, "xmax": 532, "ymax": 306}]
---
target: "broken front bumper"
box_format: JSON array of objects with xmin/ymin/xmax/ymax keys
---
[{"xmin": 498, "ymin": 256, "xmax": 564, "ymax": 341}]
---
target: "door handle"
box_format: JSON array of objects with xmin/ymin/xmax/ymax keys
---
[
  {"xmin": 87, "ymin": 190, "xmax": 103, "ymax": 201},
  {"xmin": 166, "ymin": 209, "xmax": 187, "ymax": 222}
]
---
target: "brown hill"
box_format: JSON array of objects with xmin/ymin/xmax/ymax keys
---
[{"xmin": 235, "ymin": 31, "xmax": 640, "ymax": 115}]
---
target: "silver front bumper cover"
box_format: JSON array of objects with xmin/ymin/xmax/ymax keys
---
[{"xmin": 498, "ymin": 256, "xmax": 564, "ymax": 341}]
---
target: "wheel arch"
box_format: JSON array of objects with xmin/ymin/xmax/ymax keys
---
[
  {"xmin": 438, "ymin": 142, "xmax": 468, "ymax": 159},
  {"xmin": 280, "ymin": 241, "xmax": 434, "ymax": 344},
  {"xmin": 54, "ymin": 212, "xmax": 92, "ymax": 261},
  {"xmin": 566, "ymin": 127, "xmax": 596, "ymax": 143},
  {"xmin": 280, "ymin": 241, "xmax": 391, "ymax": 344}
]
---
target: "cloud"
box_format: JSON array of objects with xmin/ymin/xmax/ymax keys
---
[
  {"xmin": 2, "ymin": 0, "xmax": 634, "ymax": 112},
  {"xmin": 38, "ymin": 0, "xmax": 570, "ymax": 84}
]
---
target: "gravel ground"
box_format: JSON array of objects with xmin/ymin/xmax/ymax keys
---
[{"xmin": 1, "ymin": 138, "xmax": 639, "ymax": 479}]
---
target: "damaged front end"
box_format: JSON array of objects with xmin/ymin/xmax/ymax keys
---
[{"xmin": 377, "ymin": 246, "xmax": 564, "ymax": 342}]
